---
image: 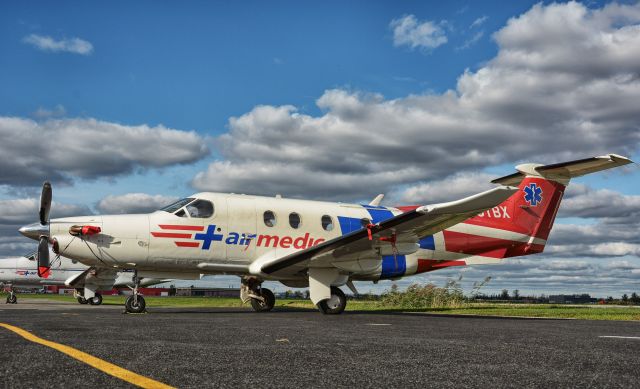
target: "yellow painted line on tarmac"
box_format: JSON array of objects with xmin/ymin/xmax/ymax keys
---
[{"xmin": 0, "ymin": 323, "xmax": 175, "ymax": 389}]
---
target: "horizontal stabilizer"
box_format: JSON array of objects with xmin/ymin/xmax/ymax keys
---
[{"xmin": 492, "ymin": 154, "xmax": 633, "ymax": 186}]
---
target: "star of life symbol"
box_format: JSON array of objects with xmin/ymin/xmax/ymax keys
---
[{"xmin": 523, "ymin": 183, "xmax": 543, "ymax": 206}]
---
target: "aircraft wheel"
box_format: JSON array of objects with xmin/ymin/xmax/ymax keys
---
[
  {"xmin": 7, "ymin": 294, "xmax": 17, "ymax": 304},
  {"xmin": 250, "ymin": 288, "xmax": 275, "ymax": 312},
  {"xmin": 125, "ymin": 295, "xmax": 146, "ymax": 313},
  {"xmin": 77, "ymin": 297, "xmax": 88, "ymax": 304},
  {"xmin": 88, "ymin": 293, "xmax": 103, "ymax": 306},
  {"xmin": 317, "ymin": 287, "xmax": 346, "ymax": 315}
]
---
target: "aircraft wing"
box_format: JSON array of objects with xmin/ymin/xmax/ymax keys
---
[
  {"xmin": 260, "ymin": 186, "xmax": 518, "ymax": 277},
  {"xmin": 65, "ymin": 267, "xmax": 120, "ymax": 289}
]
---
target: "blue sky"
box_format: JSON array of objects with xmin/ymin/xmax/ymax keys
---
[
  {"xmin": 1, "ymin": 1, "xmax": 639, "ymax": 296},
  {"xmin": 2, "ymin": 1, "xmax": 538, "ymax": 134}
]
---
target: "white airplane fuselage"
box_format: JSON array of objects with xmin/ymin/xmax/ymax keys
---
[
  {"xmin": 43, "ymin": 191, "xmax": 532, "ymax": 284},
  {"xmin": 0, "ymin": 255, "xmax": 86, "ymax": 288}
]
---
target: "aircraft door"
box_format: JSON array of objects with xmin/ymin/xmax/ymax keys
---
[{"xmin": 225, "ymin": 197, "xmax": 256, "ymax": 262}]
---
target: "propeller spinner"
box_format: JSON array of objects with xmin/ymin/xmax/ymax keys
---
[{"xmin": 18, "ymin": 182, "xmax": 52, "ymax": 240}]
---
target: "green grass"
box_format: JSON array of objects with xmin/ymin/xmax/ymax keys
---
[{"xmin": 8, "ymin": 294, "xmax": 640, "ymax": 320}]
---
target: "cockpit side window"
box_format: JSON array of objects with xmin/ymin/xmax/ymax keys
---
[
  {"xmin": 186, "ymin": 200, "xmax": 214, "ymax": 218},
  {"xmin": 160, "ymin": 198, "xmax": 195, "ymax": 213}
]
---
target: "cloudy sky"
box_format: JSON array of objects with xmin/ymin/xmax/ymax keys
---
[{"xmin": 1, "ymin": 1, "xmax": 639, "ymax": 297}]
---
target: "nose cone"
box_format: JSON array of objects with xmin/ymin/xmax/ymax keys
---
[{"xmin": 19, "ymin": 222, "xmax": 49, "ymax": 240}]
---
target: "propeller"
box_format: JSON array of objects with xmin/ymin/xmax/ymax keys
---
[
  {"xmin": 37, "ymin": 235, "xmax": 50, "ymax": 278},
  {"xmin": 39, "ymin": 181, "xmax": 52, "ymax": 226},
  {"xmin": 36, "ymin": 181, "xmax": 52, "ymax": 278}
]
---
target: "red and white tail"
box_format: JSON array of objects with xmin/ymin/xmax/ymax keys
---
[{"xmin": 443, "ymin": 154, "xmax": 632, "ymax": 259}]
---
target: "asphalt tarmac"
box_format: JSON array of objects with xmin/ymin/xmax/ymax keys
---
[{"xmin": 1, "ymin": 300, "xmax": 640, "ymax": 388}]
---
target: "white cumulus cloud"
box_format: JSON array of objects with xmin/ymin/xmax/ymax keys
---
[
  {"xmin": 390, "ymin": 14, "xmax": 448, "ymax": 50},
  {"xmin": 96, "ymin": 193, "xmax": 179, "ymax": 214},
  {"xmin": 23, "ymin": 34, "xmax": 94, "ymax": 55},
  {"xmin": 193, "ymin": 2, "xmax": 640, "ymax": 202},
  {"xmin": 0, "ymin": 116, "xmax": 209, "ymax": 186}
]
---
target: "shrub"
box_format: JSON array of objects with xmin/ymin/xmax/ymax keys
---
[{"xmin": 380, "ymin": 280, "xmax": 466, "ymax": 309}]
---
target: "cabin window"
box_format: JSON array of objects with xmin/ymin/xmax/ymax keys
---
[
  {"xmin": 264, "ymin": 211, "xmax": 277, "ymax": 227},
  {"xmin": 175, "ymin": 209, "xmax": 187, "ymax": 218},
  {"xmin": 289, "ymin": 212, "xmax": 301, "ymax": 229},
  {"xmin": 186, "ymin": 200, "xmax": 214, "ymax": 218},
  {"xmin": 321, "ymin": 215, "xmax": 334, "ymax": 231}
]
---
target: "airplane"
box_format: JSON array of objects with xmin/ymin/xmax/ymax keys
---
[
  {"xmin": 0, "ymin": 249, "xmax": 168, "ymax": 304},
  {"xmin": 17, "ymin": 154, "xmax": 633, "ymax": 314}
]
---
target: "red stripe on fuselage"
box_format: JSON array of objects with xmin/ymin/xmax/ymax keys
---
[
  {"xmin": 443, "ymin": 230, "xmax": 544, "ymax": 258},
  {"xmin": 151, "ymin": 232, "xmax": 193, "ymax": 239},
  {"xmin": 175, "ymin": 242, "xmax": 200, "ymax": 247},
  {"xmin": 159, "ymin": 225, "xmax": 204, "ymax": 231},
  {"xmin": 395, "ymin": 205, "xmax": 421, "ymax": 213},
  {"xmin": 416, "ymin": 259, "xmax": 466, "ymax": 274}
]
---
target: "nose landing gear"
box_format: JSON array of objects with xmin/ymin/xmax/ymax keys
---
[
  {"xmin": 124, "ymin": 269, "xmax": 145, "ymax": 314},
  {"xmin": 5, "ymin": 288, "xmax": 17, "ymax": 304}
]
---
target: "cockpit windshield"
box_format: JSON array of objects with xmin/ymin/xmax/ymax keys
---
[
  {"xmin": 159, "ymin": 198, "xmax": 195, "ymax": 213},
  {"xmin": 24, "ymin": 251, "xmax": 37, "ymax": 261}
]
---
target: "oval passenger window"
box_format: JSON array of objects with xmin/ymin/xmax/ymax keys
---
[
  {"xmin": 289, "ymin": 212, "xmax": 301, "ymax": 229},
  {"xmin": 321, "ymin": 215, "xmax": 334, "ymax": 231},
  {"xmin": 264, "ymin": 211, "xmax": 277, "ymax": 227}
]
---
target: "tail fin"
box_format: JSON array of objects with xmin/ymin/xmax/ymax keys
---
[{"xmin": 452, "ymin": 154, "xmax": 633, "ymax": 258}]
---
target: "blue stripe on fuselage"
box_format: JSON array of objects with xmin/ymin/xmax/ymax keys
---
[
  {"xmin": 362, "ymin": 205, "xmax": 394, "ymax": 224},
  {"xmin": 337, "ymin": 216, "xmax": 363, "ymax": 235},
  {"xmin": 419, "ymin": 235, "xmax": 435, "ymax": 250},
  {"xmin": 337, "ymin": 206, "xmax": 411, "ymax": 279},
  {"xmin": 381, "ymin": 255, "xmax": 406, "ymax": 279}
]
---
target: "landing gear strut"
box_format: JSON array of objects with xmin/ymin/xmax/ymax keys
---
[
  {"xmin": 5, "ymin": 288, "xmax": 17, "ymax": 304},
  {"xmin": 317, "ymin": 287, "xmax": 346, "ymax": 315},
  {"xmin": 74, "ymin": 288, "xmax": 88, "ymax": 304},
  {"xmin": 241, "ymin": 277, "xmax": 275, "ymax": 312},
  {"xmin": 125, "ymin": 269, "xmax": 145, "ymax": 314}
]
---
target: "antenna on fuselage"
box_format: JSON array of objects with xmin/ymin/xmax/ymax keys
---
[{"xmin": 369, "ymin": 194, "xmax": 384, "ymax": 206}]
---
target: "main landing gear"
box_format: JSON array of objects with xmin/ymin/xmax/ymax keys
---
[
  {"xmin": 241, "ymin": 277, "xmax": 275, "ymax": 313},
  {"xmin": 74, "ymin": 290, "xmax": 103, "ymax": 305},
  {"xmin": 124, "ymin": 269, "xmax": 145, "ymax": 314},
  {"xmin": 5, "ymin": 288, "xmax": 17, "ymax": 304},
  {"xmin": 317, "ymin": 287, "xmax": 347, "ymax": 315}
]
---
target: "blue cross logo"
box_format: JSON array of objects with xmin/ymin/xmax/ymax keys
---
[
  {"xmin": 194, "ymin": 225, "xmax": 224, "ymax": 250},
  {"xmin": 523, "ymin": 183, "xmax": 543, "ymax": 206}
]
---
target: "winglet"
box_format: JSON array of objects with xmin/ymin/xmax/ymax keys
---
[{"xmin": 369, "ymin": 194, "xmax": 384, "ymax": 206}]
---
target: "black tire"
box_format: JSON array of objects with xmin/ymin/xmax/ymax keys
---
[
  {"xmin": 77, "ymin": 297, "xmax": 88, "ymax": 304},
  {"xmin": 125, "ymin": 295, "xmax": 146, "ymax": 313},
  {"xmin": 250, "ymin": 288, "xmax": 275, "ymax": 312},
  {"xmin": 88, "ymin": 293, "xmax": 103, "ymax": 306},
  {"xmin": 317, "ymin": 287, "xmax": 347, "ymax": 314},
  {"xmin": 7, "ymin": 294, "xmax": 17, "ymax": 304}
]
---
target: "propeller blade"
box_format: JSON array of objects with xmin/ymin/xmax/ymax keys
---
[
  {"xmin": 39, "ymin": 181, "xmax": 52, "ymax": 225},
  {"xmin": 37, "ymin": 236, "xmax": 50, "ymax": 278}
]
